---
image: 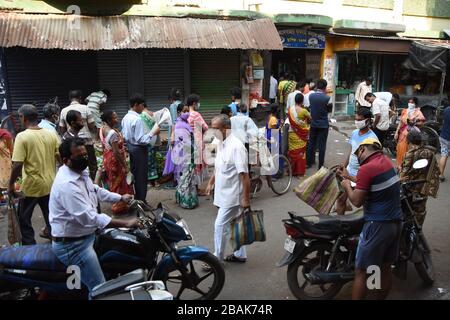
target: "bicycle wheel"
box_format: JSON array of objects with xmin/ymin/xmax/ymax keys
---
[{"xmin": 267, "ymin": 154, "xmax": 292, "ymax": 195}]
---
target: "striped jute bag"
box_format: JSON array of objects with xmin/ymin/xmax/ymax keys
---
[
  {"xmin": 294, "ymin": 166, "xmax": 343, "ymax": 215},
  {"xmin": 230, "ymin": 208, "xmax": 266, "ymax": 251}
]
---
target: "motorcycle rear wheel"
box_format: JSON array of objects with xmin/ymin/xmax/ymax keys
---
[
  {"xmin": 414, "ymin": 238, "xmax": 435, "ymax": 286},
  {"xmin": 157, "ymin": 252, "xmax": 225, "ymax": 300},
  {"xmin": 287, "ymin": 243, "xmax": 344, "ymax": 300}
]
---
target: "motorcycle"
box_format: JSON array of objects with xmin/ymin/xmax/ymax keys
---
[
  {"xmin": 0, "ymin": 200, "xmax": 225, "ymax": 300},
  {"xmin": 277, "ymin": 160, "xmax": 435, "ymax": 300}
]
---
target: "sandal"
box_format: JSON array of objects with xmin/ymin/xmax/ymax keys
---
[
  {"xmin": 224, "ymin": 254, "xmax": 246, "ymax": 263},
  {"xmin": 440, "ymin": 176, "xmax": 446, "ymax": 182}
]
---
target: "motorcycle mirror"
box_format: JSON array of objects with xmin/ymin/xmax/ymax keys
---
[{"xmin": 413, "ymin": 159, "xmax": 428, "ymax": 170}]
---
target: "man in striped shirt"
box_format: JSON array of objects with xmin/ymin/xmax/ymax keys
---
[
  {"xmin": 341, "ymin": 138, "xmax": 402, "ymax": 300},
  {"xmin": 86, "ymin": 89, "xmax": 111, "ymax": 130}
]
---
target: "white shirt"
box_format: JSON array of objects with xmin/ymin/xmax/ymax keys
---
[
  {"xmin": 121, "ymin": 110, "xmax": 156, "ymax": 146},
  {"xmin": 230, "ymin": 112, "xmax": 258, "ymax": 144},
  {"xmin": 303, "ymin": 90, "xmax": 315, "ymax": 108},
  {"xmin": 373, "ymin": 92, "xmax": 392, "ymax": 106},
  {"xmin": 213, "ymin": 134, "xmax": 248, "ymax": 209},
  {"xmin": 270, "ymin": 76, "xmax": 278, "ymax": 99},
  {"xmin": 371, "ymin": 98, "xmax": 390, "ymax": 131},
  {"xmin": 355, "ymin": 82, "xmax": 372, "ymax": 107},
  {"xmin": 49, "ymin": 165, "xmax": 121, "ymax": 238},
  {"xmin": 286, "ymin": 90, "xmax": 301, "ymax": 113}
]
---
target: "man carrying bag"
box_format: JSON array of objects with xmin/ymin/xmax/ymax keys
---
[{"xmin": 205, "ymin": 115, "xmax": 251, "ymax": 264}]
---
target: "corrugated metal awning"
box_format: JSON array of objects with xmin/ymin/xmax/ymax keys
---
[{"xmin": 0, "ymin": 12, "xmax": 283, "ymax": 50}]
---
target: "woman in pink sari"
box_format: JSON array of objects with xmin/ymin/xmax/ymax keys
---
[{"xmin": 186, "ymin": 94, "xmax": 208, "ymax": 194}]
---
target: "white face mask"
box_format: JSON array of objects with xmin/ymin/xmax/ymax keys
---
[
  {"xmin": 197, "ymin": 103, "xmax": 201, "ymax": 110},
  {"xmin": 408, "ymin": 103, "xmax": 415, "ymax": 110},
  {"xmin": 355, "ymin": 119, "xmax": 368, "ymax": 130}
]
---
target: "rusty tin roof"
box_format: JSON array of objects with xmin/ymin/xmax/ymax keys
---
[{"xmin": 0, "ymin": 12, "xmax": 283, "ymax": 50}]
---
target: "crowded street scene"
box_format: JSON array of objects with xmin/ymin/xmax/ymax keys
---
[{"xmin": 0, "ymin": 0, "xmax": 450, "ymax": 304}]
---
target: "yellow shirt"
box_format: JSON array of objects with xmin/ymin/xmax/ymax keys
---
[{"xmin": 12, "ymin": 128, "xmax": 60, "ymax": 197}]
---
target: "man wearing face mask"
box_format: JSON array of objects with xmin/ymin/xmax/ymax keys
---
[
  {"xmin": 205, "ymin": 114, "xmax": 251, "ymax": 264},
  {"xmin": 38, "ymin": 102, "xmax": 61, "ymax": 136},
  {"xmin": 341, "ymin": 138, "xmax": 402, "ymax": 300},
  {"xmin": 121, "ymin": 94, "xmax": 160, "ymax": 204},
  {"xmin": 336, "ymin": 109, "xmax": 379, "ymax": 214},
  {"xmin": 62, "ymin": 110, "xmax": 84, "ymax": 141},
  {"xmin": 9, "ymin": 104, "xmax": 61, "ymax": 245},
  {"xmin": 49, "ymin": 138, "xmax": 139, "ymax": 295}
]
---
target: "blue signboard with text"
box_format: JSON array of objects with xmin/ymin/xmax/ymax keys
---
[{"xmin": 279, "ymin": 29, "xmax": 325, "ymax": 49}]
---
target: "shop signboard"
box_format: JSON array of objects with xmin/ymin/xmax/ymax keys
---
[{"xmin": 279, "ymin": 29, "xmax": 325, "ymax": 49}]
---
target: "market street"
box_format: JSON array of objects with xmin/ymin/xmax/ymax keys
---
[{"xmin": 28, "ymin": 126, "xmax": 450, "ymax": 300}]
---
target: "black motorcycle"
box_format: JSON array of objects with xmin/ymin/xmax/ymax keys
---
[
  {"xmin": 277, "ymin": 162, "xmax": 434, "ymax": 300},
  {"xmin": 0, "ymin": 201, "xmax": 225, "ymax": 300}
]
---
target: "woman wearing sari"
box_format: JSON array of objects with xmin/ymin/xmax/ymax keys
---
[
  {"xmin": 141, "ymin": 106, "xmax": 159, "ymax": 182},
  {"xmin": 99, "ymin": 111, "xmax": 133, "ymax": 215},
  {"xmin": 0, "ymin": 128, "xmax": 13, "ymax": 190},
  {"xmin": 394, "ymin": 97, "xmax": 426, "ymax": 170},
  {"xmin": 186, "ymin": 94, "xmax": 209, "ymax": 194},
  {"xmin": 287, "ymin": 93, "xmax": 311, "ymax": 177},
  {"xmin": 173, "ymin": 108, "xmax": 199, "ymax": 209},
  {"xmin": 278, "ymin": 74, "xmax": 297, "ymax": 113}
]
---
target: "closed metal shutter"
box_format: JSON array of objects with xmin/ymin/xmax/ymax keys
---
[
  {"xmin": 4, "ymin": 48, "xmax": 97, "ymax": 114},
  {"xmin": 143, "ymin": 49, "xmax": 184, "ymax": 111},
  {"xmin": 191, "ymin": 50, "xmax": 240, "ymax": 120},
  {"xmin": 97, "ymin": 50, "xmax": 129, "ymax": 120}
]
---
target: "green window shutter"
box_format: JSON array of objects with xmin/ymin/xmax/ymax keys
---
[
  {"xmin": 190, "ymin": 50, "xmax": 240, "ymax": 112},
  {"xmin": 403, "ymin": 0, "xmax": 450, "ymax": 18},
  {"xmin": 342, "ymin": 0, "xmax": 394, "ymax": 10}
]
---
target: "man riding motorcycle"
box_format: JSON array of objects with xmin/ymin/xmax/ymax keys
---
[{"xmin": 49, "ymin": 137, "xmax": 139, "ymax": 295}]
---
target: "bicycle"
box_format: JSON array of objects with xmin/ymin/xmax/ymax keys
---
[{"xmin": 249, "ymin": 130, "xmax": 292, "ymax": 197}]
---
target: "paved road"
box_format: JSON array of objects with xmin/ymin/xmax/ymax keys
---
[{"xmin": 12, "ymin": 127, "xmax": 450, "ymax": 300}]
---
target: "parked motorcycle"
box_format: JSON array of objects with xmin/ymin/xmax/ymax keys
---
[
  {"xmin": 0, "ymin": 200, "xmax": 225, "ymax": 300},
  {"xmin": 277, "ymin": 160, "xmax": 435, "ymax": 300}
]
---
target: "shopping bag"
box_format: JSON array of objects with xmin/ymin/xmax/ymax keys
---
[
  {"xmin": 7, "ymin": 199, "xmax": 21, "ymax": 246},
  {"xmin": 230, "ymin": 208, "xmax": 266, "ymax": 251},
  {"xmin": 294, "ymin": 166, "xmax": 342, "ymax": 215}
]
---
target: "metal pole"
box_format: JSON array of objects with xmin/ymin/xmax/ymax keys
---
[{"xmin": 438, "ymin": 71, "xmax": 446, "ymax": 106}]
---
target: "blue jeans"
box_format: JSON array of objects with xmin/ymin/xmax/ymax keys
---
[
  {"xmin": 307, "ymin": 127, "xmax": 329, "ymax": 169},
  {"xmin": 52, "ymin": 233, "xmax": 105, "ymax": 294}
]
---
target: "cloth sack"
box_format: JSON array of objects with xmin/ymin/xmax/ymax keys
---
[
  {"xmin": 230, "ymin": 208, "xmax": 266, "ymax": 251},
  {"xmin": 294, "ymin": 166, "xmax": 342, "ymax": 215}
]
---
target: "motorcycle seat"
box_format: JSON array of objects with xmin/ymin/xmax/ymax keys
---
[
  {"xmin": 0, "ymin": 244, "xmax": 66, "ymax": 272},
  {"xmin": 290, "ymin": 210, "xmax": 365, "ymax": 237},
  {"xmin": 91, "ymin": 269, "xmax": 147, "ymax": 299}
]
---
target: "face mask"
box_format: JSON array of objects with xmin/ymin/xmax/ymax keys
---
[
  {"xmin": 355, "ymin": 119, "xmax": 368, "ymax": 130},
  {"xmin": 408, "ymin": 103, "xmax": 415, "ymax": 110},
  {"xmin": 197, "ymin": 103, "xmax": 200, "ymax": 110},
  {"xmin": 70, "ymin": 155, "xmax": 89, "ymax": 171}
]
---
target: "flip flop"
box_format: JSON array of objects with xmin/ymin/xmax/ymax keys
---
[{"xmin": 224, "ymin": 254, "xmax": 246, "ymax": 263}]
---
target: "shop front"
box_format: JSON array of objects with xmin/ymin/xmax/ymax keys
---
[
  {"xmin": 326, "ymin": 35, "xmax": 412, "ymax": 116},
  {"xmin": 272, "ymin": 29, "xmax": 326, "ymax": 82}
]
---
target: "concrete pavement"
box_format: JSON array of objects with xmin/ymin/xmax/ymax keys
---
[{"xmin": 6, "ymin": 126, "xmax": 450, "ymax": 300}]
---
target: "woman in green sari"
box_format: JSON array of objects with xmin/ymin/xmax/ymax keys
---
[{"xmin": 141, "ymin": 106, "xmax": 159, "ymax": 182}]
